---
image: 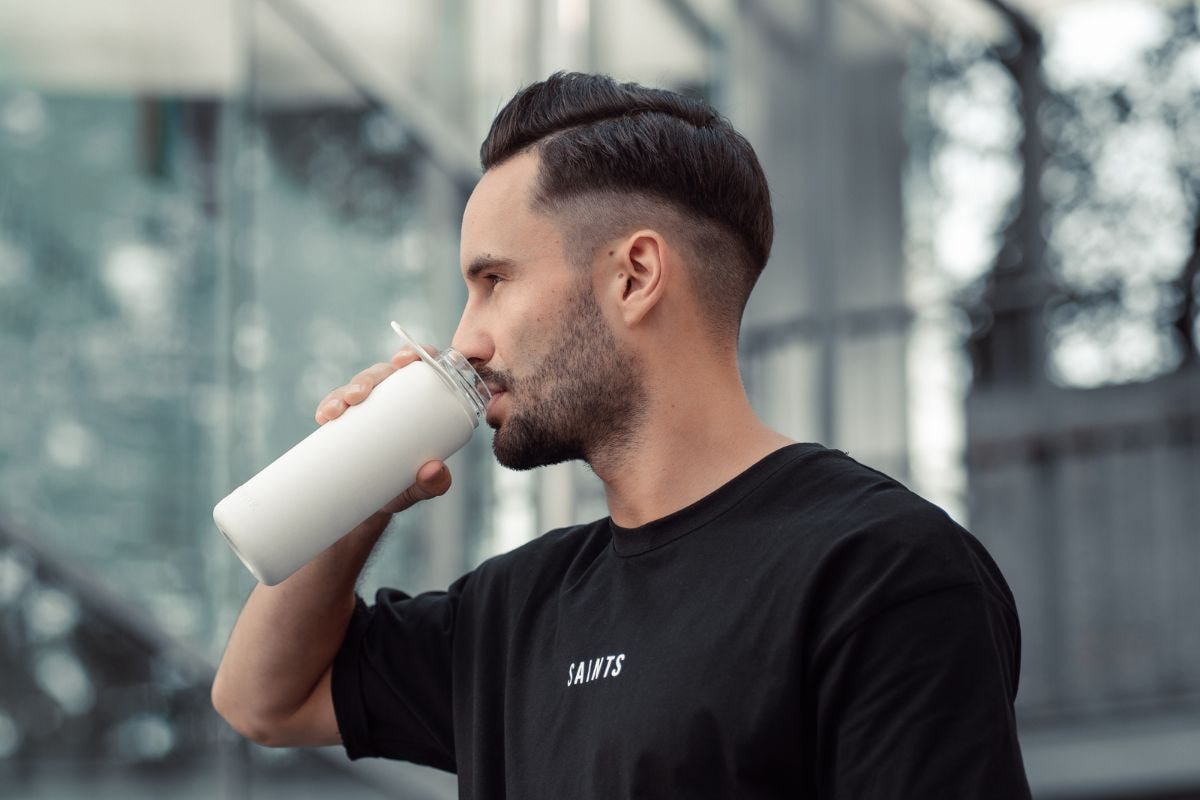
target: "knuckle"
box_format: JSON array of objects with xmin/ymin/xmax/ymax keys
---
[{"xmin": 353, "ymin": 364, "xmax": 388, "ymax": 386}]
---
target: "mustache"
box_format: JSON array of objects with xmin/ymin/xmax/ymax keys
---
[{"xmin": 475, "ymin": 366, "xmax": 514, "ymax": 394}]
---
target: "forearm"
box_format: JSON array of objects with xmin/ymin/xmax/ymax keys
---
[{"xmin": 211, "ymin": 510, "xmax": 391, "ymax": 730}]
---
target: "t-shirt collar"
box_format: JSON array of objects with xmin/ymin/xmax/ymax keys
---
[{"xmin": 607, "ymin": 442, "xmax": 822, "ymax": 557}]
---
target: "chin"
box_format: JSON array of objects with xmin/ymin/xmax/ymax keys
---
[{"xmin": 491, "ymin": 419, "xmax": 583, "ymax": 471}]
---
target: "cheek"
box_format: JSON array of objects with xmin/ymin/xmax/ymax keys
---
[
  {"xmin": 508, "ymin": 296, "xmax": 553, "ymax": 343},
  {"xmin": 497, "ymin": 279, "xmax": 575, "ymax": 369},
  {"xmin": 488, "ymin": 305, "xmax": 532, "ymax": 373}
]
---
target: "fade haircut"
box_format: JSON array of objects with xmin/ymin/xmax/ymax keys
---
[{"xmin": 480, "ymin": 72, "xmax": 774, "ymax": 341}]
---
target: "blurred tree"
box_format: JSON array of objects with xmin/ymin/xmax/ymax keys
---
[{"xmin": 962, "ymin": 0, "xmax": 1200, "ymax": 389}]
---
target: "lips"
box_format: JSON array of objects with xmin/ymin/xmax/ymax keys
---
[{"xmin": 486, "ymin": 390, "xmax": 507, "ymax": 423}]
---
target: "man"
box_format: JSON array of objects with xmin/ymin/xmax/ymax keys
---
[{"xmin": 212, "ymin": 72, "xmax": 1032, "ymax": 798}]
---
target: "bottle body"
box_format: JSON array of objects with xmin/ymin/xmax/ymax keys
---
[{"xmin": 213, "ymin": 360, "xmax": 478, "ymax": 585}]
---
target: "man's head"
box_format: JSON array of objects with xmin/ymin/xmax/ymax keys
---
[
  {"xmin": 451, "ymin": 72, "xmax": 773, "ymax": 470},
  {"xmin": 481, "ymin": 71, "xmax": 773, "ymax": 339}
]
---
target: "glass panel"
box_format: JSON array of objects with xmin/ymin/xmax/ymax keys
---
[
  {"xmin": 0, "ymin": 5, "xmax": 248, "ymax": 790},
  {"xmin": 0, "ymin": 2, "xmax": 472, "ymax": 796}
]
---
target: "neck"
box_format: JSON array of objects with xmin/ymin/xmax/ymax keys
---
[{"xmin": 588, "ymin": 355, "xmax": 794, "ymax": 528}]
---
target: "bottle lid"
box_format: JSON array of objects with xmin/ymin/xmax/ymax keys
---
[{"xmin": 390, "ymin": 321, "xmax": 491, "ymax": 420}]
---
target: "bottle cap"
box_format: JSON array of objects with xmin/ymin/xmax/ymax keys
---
[{"xmin": 390, "ymin": 321, "xmax": 491, "ymax": 419}]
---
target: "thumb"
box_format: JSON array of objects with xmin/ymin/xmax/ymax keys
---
[
  {"xmin": 413, "ymin": 460, "xmax": 452, "ymax": 498},
  {"xmin": 380, "ymin": 461, "xmax": 451, "ymax": 514}
]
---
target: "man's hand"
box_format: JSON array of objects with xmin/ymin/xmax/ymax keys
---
[{"xmin": 314, "ymin": 347, "xmax": 453, "ymax": 515}]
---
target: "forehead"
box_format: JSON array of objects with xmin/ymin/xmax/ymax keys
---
[{"xmin": 460, "ymin": 150, "xmax": 562, "ymax": 270}]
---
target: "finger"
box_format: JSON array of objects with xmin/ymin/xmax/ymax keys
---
[
  {"xmin": 317, "ymin": 361, "xmax": 399, "ymax": 422},
  {"xmin": 345, "ymin": 362, "xmax": 398, "ymax": 399},
  {"xmin": 390, "ymin": 344, "xmax": 439, "ymax": 368},
  {"xmin": 407, "ymin": 462, "xmax": 450, "ymax": 501},
  {"xmin": 379, "ymin": 462, "xmax": 451, "ymax": 513},
  {"xmin": 315, "ymin": 396, "xmax": 347, "ymax": 425},
  {"xmin": 316, "ymin": 386, "xmax": 353, "ymax": 419},
  {"xmin": 390, "ymin": 348, "xmax": 420, "ymax": 368},
  {"xmin": 316, "ymin": 343, "xmax": 443, "ymax": 425},
  {"xmin": 341, "ymin": 382, "xmax": 371, "ymax": 405},
  {"xmin": 415, "ymin": 460, "xmax": 450, "ymax": 492}
]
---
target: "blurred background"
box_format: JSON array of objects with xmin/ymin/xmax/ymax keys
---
[{"xmin": 0, "ymin": 0, "xmax": 1197, "ymax": 797}]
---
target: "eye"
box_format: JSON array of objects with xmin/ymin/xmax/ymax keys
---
[{"xmin": 484, "ymin": 273, "xmax": 504, "ymax": 286}]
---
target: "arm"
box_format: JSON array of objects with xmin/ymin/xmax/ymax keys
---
[
  {"xmin": 210, "ymin": 510, "xmax": 391, "ymax": 747},
  {"xmin": 813, "ymin": 583, "xmax": 1032, "ymax": 799},
  {"xmin": 210, "ymin": 349, "xmax": 451, "ymax": 747}
]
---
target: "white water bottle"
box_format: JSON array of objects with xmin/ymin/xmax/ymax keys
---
[{"xmin": 212, "ymin": 322, "xmax": 491, "ymax": 585}]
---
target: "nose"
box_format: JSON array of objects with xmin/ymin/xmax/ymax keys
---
[{"xmin": 451, "ymin": 305, "xmax": 494, "ymax": 370}]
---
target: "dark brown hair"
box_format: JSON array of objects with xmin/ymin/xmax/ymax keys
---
[{"xmin": 480, "ymin": 72, "xmax": 773, "ymax": 339}]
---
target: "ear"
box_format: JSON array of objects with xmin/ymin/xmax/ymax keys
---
[{"xmin": 608, "ymin": 230, "xmax": 668, "ymax": 327}]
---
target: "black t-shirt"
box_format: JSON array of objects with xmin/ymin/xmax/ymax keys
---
[{"xmin": 332, "ymin": 443, "xmax": 1032, "ymax": 799}]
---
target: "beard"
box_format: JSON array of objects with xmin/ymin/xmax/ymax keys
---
[{"xmin": 479, "ymin": 280, "xmax": 646, "ymax": 471}]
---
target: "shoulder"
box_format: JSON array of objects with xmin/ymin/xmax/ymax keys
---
[
  {"xmin": 749, "ymin": 446, "xmax": 1016, "ymax": 623},
  {"xmin": 760, "ymin": 447, "xmax": 980, "ymax": 571},
  {"xmin": 765, "ymin": 448, "xmax": 1020, "ymax": 653},
  {"xmin": 822, "ymin": 450, "xmax": 999, "ymax": 584}
]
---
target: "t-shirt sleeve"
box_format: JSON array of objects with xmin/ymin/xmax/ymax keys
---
[
  {"xmin": 812, "ymin": 582, "xmax": 1032, "ymax": 799},
  {"xmin": 331, "ymin": 572, "xmax": 473, "ymax": 771}
]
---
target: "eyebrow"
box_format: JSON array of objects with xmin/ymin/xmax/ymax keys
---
[{"xmin": 465, "ymin": 255, "xmax": 516, "ymax": 281}]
